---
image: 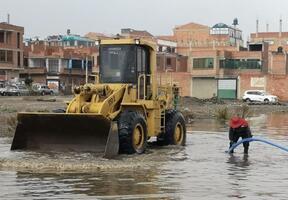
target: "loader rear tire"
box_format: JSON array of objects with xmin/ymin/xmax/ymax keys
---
[
  {"xmin": 157, "ymin": 110, "xmax": 186, "ymax": 146},
  {"xmin": 118, "ymin": 111, "xmax": 147, "ymax": 154}
]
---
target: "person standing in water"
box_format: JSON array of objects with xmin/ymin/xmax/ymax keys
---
[{"xmin": 229, "ymin": 115, "xmax": 252, "ymax": 154}]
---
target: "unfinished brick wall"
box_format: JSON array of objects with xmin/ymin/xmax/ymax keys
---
[
  {"xmin": 239, "ymin": 73, "xmax": 288, "ymax": 101},
  {"xmin": 250, "ymin": 32, "xmax": 288, "ymax": 52},
  {"xmin": 173, "ymin": 23, "xmax": 211, "ymax": 56},
  {"xmin": 239, "ymin": 73, "xmax": 265, "ymax": 97},
  {"xmin": 177, "ymin": 56, "xmax": 188, "ymax": 72},
  {"xmin": 266, "ymin": 75, "xmax": 288, "ymax": 101},
  {"xmin": 158, "ymin": 72, "xmax": 191, "ymax": 96},
  {"xmin": 268, "ymin": 52, "xmax": 287, "ymax": 75}
]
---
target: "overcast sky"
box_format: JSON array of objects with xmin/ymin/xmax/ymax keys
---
[{"xmin": 1, "ymin": 0, "xmax": 288, "ymax": 39}]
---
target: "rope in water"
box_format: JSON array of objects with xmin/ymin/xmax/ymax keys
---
[{"xmin": 227, "ymin": 137, "xmax": 288, "ymax": 153}]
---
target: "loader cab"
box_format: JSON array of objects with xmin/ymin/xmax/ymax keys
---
[
  {"xmin": 99, "ymin": 43, "xmax": 151, "ymax": 99},
  {"xmin": 99, "ymin": 44, "xmax": 150, "ymax": 83}
]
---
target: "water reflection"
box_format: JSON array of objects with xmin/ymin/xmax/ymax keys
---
[
  {"xmin": 226, "ymin": 154, "xmax": 251, "ymax": 199},
  {"xmin": 227, "ymin": 154, "xmax": 251, "ymax": 173},
  {"xmin": 13, "ymin": 167, "xmax": 179, "ymax": 199}
]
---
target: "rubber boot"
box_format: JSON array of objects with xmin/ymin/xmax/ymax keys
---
[
  {"xmin": 244, "ymin": 147, "xmax": 248, "ymax": 154},
  {"xmin": 229, "ymin": 142, "xmax": 234, "ymax": 153}
]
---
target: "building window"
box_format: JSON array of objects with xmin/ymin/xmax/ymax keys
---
[
  {"xmin": 0, "ymin": 31, "xmax": 4, "ymax": 43},
  {"xmin": 24, "ymin": 58, "xmax": 28, "ymax": 67},
  {"xmin": 7, "ymin": 51, "xmax": 13, "ymax": 63},
  {"xmin": 0, "ymin": 50, "xmax": 13, "ymax": 63},
  {"xmin": 17, "ymin": 32, "xmax": 20, "ymax": 48},
  {"xmin": 32, "ymin": 58, "xmax": 46, "ymax": 68},
  {"xmin": 166, "ymin": 47, "xmax": 171, "ymax": 53},
  {"xmin": 166, "ymin": 57, "xmax": 171, "ymax": 66},
  {"xmin": 72, "ymin": 60, "xmax": 82, "ymax": 69},
  {"xmin": 220, "ymin": 59, "xmax": 261, "ymax": 69},
  {"xmin": 48, "ymin": 59, "xmax": 59, "ymax": 73},
  {"xmin": 0, "ymin": 50, "xmax": 5, "ymax": 62},
  {"xmin": 17, "ymin": 52, "xmax": 21, "ymax": 67},
  {"xmin": 193, "ymin": 58, "xmax": 214, "ymax": 69}
]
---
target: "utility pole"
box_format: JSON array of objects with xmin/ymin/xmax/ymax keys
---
[
  {"xmin": 256, "ymin": 19, "xmax": 259, "ymax": 38},
  {"xmin": 69, "ymin": 53, "xmax": 72, "ymax": 93},
  {"xmin": 85, "ymin": 56, "xmax": 88, "ymax": 84}
]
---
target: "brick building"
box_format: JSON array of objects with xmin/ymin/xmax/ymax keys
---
[
  {"xmin": 85, "ymin": 32, "xmax": 113, "ymax": 40},
  {"xmin": 21, "ymin": 32, "xmax": 98, "ymax": 93},
  {"xmin": 0, "ymin": 22, "xmax": 24, "ymax": 84},
  {"xmin": 156, "ymin": 37, "xmax": 187, "ymax": 73},
  {"xmin": 240, "ymin": 44, "xmax": 288, "ymax": 101},
  {"xmin": 247, "ymin": 21, "xmax": 288, "ymax": 100},
  {"xmin": 117, "ymin": 28, "xmax": 188, "ymax": 96},
  {"xmin": 121, "ymin": 28, "xmax": 154, "ymax": 39},
  {"xmin": 159, "ymin": 21, "xmax": 249, "ymax": 98},
  {"xmin": 187, "ymin": 42, "xmax": 267, "ymax": 99},
  {"xmin": 173, "ymin": 22, "xmax": 243, "ymax": 56}
]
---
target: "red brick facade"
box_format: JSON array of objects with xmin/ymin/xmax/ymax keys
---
[
  {"xmin": 157, "ymin": 72, "xmax": 192, "ymax": 97},
  {"xmin": 21, "ymin": 41, "xmax": 98, "ymax": 93},
  {"xmin": 0, "ymin": 22, "xmax": 24, "ymax": 82}
]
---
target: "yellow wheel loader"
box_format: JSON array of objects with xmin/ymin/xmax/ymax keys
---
[{"xmin": 11, "ymin": 38, "xmax": 186, "ymax": 158}]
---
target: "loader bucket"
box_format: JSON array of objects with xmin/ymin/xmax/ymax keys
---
[{"xmin": 10, "ymin": 113, "xmax": 119, "ymax": 158}]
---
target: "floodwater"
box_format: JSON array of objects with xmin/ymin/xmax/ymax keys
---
[{"xmin": 0, "ymin": 113, "xmax": 288, "ymax": 199}]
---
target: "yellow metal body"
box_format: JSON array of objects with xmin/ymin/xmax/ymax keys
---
[
  {"xmin": 66, "ymin": 38, "xmax": 174, "ymax": 137},
  {"xmin": 10, "ymin": 38, "xmax": 177, "ymax": 156}
]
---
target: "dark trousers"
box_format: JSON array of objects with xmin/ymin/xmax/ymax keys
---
[{"xmin": 229, "ymin": 127, "xmax": 252, "ymax": 153}]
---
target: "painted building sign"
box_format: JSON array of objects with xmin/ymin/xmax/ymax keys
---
[{"xmin": 251, "ymin": 77, "xmax": 265, "ymax": 87}]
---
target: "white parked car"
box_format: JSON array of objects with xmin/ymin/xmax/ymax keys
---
[{"xmin": 242, "ymin": 90, "xmax": 278, "ymax": 103}]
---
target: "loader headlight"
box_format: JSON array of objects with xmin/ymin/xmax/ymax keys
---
[
  {"xmin": 95, "ymin": 40, "xmax": 100, "ymax": 46},
  {"xmin": 74, "ymin": 86, "xmax": 81, "ymax": 94},
  {"xmin": 135, "ymin": 39, "xmax": 140, "ymax": 45}
]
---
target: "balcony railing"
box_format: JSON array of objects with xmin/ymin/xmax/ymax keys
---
[
  {"xmin": 62, "ymin": 68, "xmax": 92, "ymax": 75},
  {"xmin": 220, "ymin": 60, "xmax": 262, "ymax": 70}
]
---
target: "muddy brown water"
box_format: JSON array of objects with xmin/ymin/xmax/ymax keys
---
[{"xmin": 0, "ymin": 112, "xmax": 288, "ymax": 199}]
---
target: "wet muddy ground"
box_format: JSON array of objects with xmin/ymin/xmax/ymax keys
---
[
  {"xmin": 0, "ymin": 96, "xmax": 288, "ymax": 199},
  {"xmin": 1, "ymin": 96, "xmax": 288, "ymax": 137}
]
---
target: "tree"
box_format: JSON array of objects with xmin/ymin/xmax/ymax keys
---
[{"xmin": 24, "ymin": 77, "xmax": 33, "ymax": 87}]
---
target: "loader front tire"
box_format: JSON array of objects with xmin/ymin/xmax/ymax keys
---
[
  {"xmin": 157, "ymin": 110, "xmax": 186, "ymax": 146},
  {"xmin": 118, "ymin": 111, "xmax": 147, "ymax": 154}
]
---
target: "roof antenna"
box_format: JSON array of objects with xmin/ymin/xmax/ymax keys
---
[
  {"xmin": 279, "ymin": 16, "xmax": 283, "ymax": 37},
  {"xmin": 7, "ymin": 13, "xmax": 10, "ymax": 24},
  {"xmin": 256, "ymin": 18, "xmax": 259, "ymax": 37}
]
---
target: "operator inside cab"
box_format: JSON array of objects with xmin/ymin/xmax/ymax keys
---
[{"xmin": 99, "ymin": 43, "xmax": 151, "ymax": 99}]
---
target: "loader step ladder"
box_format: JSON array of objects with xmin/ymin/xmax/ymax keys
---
[{"xmin": 160, "ymin": 110, "xmax": 165, "ymax": 132}]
